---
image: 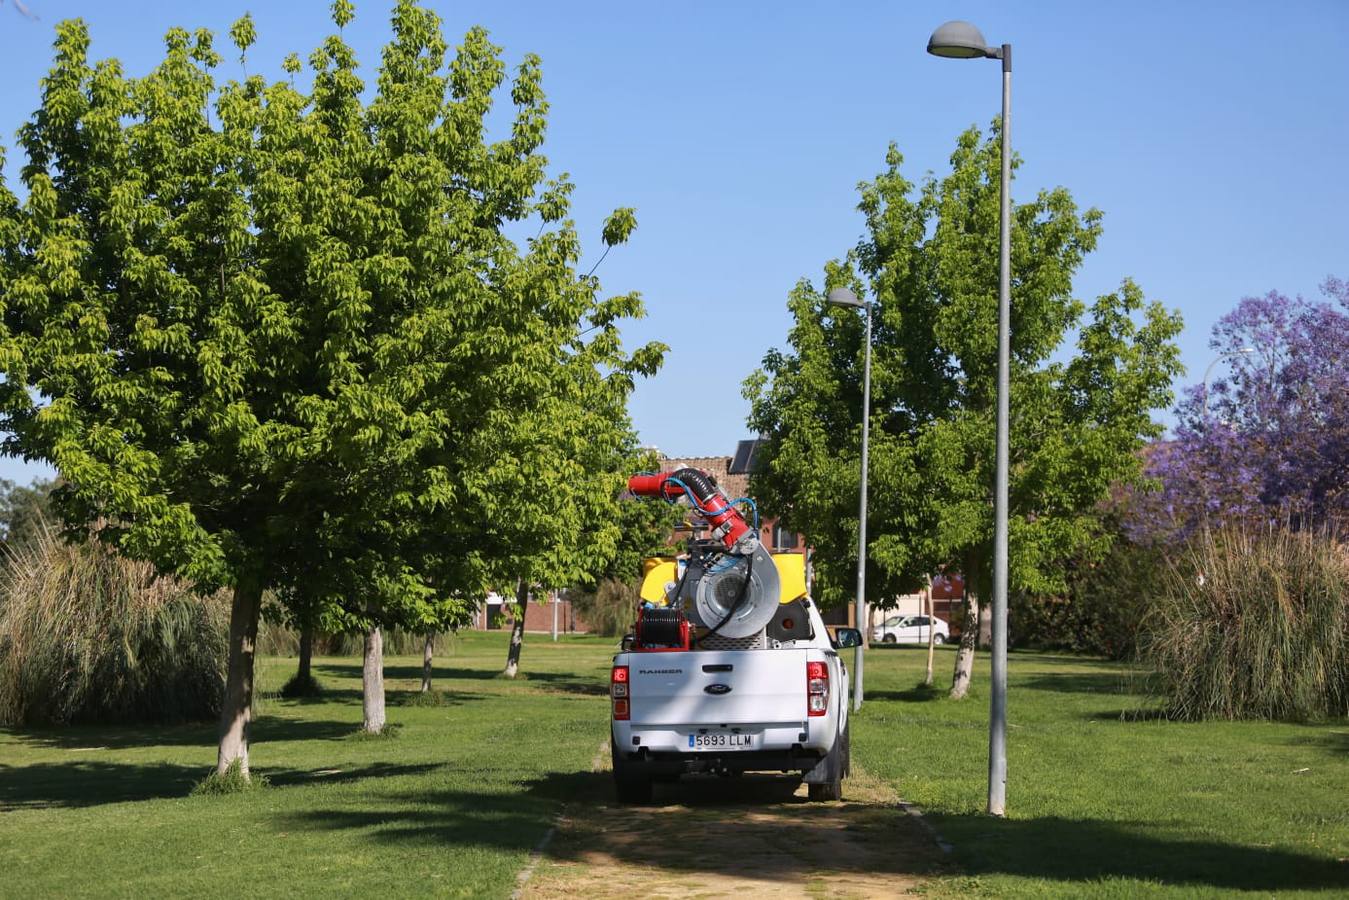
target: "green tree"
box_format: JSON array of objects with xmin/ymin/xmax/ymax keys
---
[
  {"xmin": 0, "ymin": 478, "xmax": 54, "ymax": 549},
  {"xmin": 556, "ymin": 447, "xmax": 685, "ymax": 639},
  {"xmin": 489, "ymin": 296, "xmax": 666, "ymax": 679},
  {"xmin": 746, "ymin": 126, "xmax": 1182, "ymax": 697},
  {"xmin": 0, "ymin": 2, "xmax": 658, "ymax": 770}
]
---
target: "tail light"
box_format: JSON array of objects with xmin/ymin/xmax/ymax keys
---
[
  {"xmin": 611, "ymin": 665, "xmax": 630, "ymax": 720},
  {"xmin": 806, "ymin": 660, "xmax": 829, "ymax": 716}
]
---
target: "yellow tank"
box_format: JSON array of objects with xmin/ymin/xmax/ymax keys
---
[{"xmin": 640, "ymin": 552, "xmax": 807, "ymax": 606}]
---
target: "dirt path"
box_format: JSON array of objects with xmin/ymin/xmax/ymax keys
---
[{"xmin": 521, "ymin": 744, "xmax": 947, "ymax": 899}]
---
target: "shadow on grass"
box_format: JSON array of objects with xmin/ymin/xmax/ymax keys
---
[
  {"xmin": 1019, "ymin": 671, "xmax": 1147, "ymax": 696},
  {"xmin": 315, "ymin": 663, "xmax": 609, "ymax": 698},
  {"xmin": 3, "ymin": 716, "xmax": 366, "ymax": 756},
  {"xmin": 274, "ymin": 768, "xmax": 1348, "ymax": 892},
  {"xmin": 929, "ymin": 813, "xmax": 1349, "ymax": 892},
  {"xmin": 274, "ymin": 687, "xmax": 364, "ymax": 705},
  {"xmin": 1286, "ymin": 728, "xmax": 1349, "ymax": 756},
  {"xmin": 0, "ymin": 758, "xmax": 442, "ymax": 810},
  {"xmin": 386, "ymin": 689, "xmax": 489, "ymax": 707},
  {"xmin": 1086, "ymin": 707, "xmax": 1173, "ymax": 722},
  {"xmin": 868, "ymin": 683, "xmax": 947, "ymax": 703}
]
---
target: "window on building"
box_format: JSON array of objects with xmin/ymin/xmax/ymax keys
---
[{"xmin": 771, "ymin": 523, "xmax": 798, "ymax": 549}]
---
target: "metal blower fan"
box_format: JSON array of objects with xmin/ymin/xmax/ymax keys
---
[{"xmin": 692, "ymin": 543, "xmax": 781, "ymax": 639}]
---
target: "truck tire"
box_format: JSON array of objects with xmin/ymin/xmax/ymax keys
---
[
  {"xmin": 805, "ymin": 720, "xmax": 847, "ymax": 802},
  {"xmin": 611, "ymin": 738, "xmax": 652, "ymax": 804}
]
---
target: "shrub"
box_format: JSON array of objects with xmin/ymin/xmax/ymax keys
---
[
  {"xmin": 568, "ymin": 578, "xmax": 638, "ymax": 637},
  {"xmin": 0, "ymin": 527, "xmax": 228, "ymax": 726},
  {"xmin": 1139, "ymin": 526, "xmax": 1349, "ymax": 721},
  {"xmin": 1013, "ymin": 536, "xmax": 1164, "ymax": 659},
  {"xmin": 279, "ymin": 673, "xmax": 324, "ymax": 699},
  {"xmin": 191, "ymin": 760, "xmax": 268, "ymax": 796}
]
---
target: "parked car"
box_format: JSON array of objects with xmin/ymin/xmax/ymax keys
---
[{"xmin": 871, "ymin": 614, "xmax": 949, "ymax": 645}]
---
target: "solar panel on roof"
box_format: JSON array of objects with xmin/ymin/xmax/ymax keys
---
[{"xmin": 728, "ymin": 439, "xmax": 764, "ymax": 474}]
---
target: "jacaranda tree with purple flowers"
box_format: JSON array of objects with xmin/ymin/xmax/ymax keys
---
[
  {"xmin": 1138, "ymin": 278, "xmax": 1349, "ymax": 540},
  {"xmin": 1124, "ymin": 278, "xmax": 1349, "ymax": 721}
]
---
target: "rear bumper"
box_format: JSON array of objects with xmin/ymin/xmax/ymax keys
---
[
  {"xmin": 613, "ymin": 746, "xmax": 826, "ymax": 776},
  {"xmin": 612, "ymin": 720, "xmax": 834, "ymax": 774},
  {"xmin": 614, "ymin": 721, "xmax": 832, "ymax": 753}
]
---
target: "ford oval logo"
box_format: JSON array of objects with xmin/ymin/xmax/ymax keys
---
[{"xmin": 704, "ymin": 683, "xmax": 732, "ymax": 695}]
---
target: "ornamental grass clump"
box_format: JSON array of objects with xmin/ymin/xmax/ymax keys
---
[
  {"xmin": 568, "ymin": 578, "xmax": 639, "ymax": 638},
  {"xmin": 0, "ymin": 526, "xmax": 228, "ymax": 726},
  {"xmin": 1141, "ymin": 527, "xmax": 1349, "ymax": 721}
]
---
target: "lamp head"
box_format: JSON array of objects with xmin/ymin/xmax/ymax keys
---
[
  {"xmin": 927, "ymin": 20, "xmax": 994, "ymax": 59},
  {"xmin": 826, "ymin": 287, "xmax": 864, "ymax": 309}
]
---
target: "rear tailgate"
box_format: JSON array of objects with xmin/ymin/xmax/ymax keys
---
[{"xmin": 629, "ymin": 649, "xmax": 806, "ymax": 726}]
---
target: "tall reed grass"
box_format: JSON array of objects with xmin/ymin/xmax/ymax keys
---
[
  {"xmin": 568, "ymin": 578, "xmax": 638, "ymax": 637},
  {"xmin": 0, "ymin": 526, "xmax": 228, "ymax": 726},
  {"xmin": 1140, "ymin": 526, "xmax": 1349, "ymax": 721}
]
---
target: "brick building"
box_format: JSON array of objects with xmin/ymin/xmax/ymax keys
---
[{"xmin": 476, "ymin": 590, "xmax": 592, "ymax": 635}]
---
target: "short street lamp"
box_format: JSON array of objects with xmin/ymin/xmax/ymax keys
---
[
  {"xmin": 827, "ymin": 286, "xmax": 871, "ymax": 713},
  {"xmin": 927, "ymin": 19, "xmax": 1012, "ymax": 818}
]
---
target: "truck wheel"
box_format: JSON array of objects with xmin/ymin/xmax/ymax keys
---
[
  {"xmin": 807, "ymin": 780, "xmax": 840, "ymax": 801},
  {"xmin": 805, "ymin": 722, "xmax": 846, "ymax": 802},
  {"xmin": 611, "ymin": 739, "xmax": 652, "ymax": 804}
]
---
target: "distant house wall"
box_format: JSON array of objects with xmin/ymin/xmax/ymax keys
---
[{"xmin": 472, "ymin": 593, "xmax": 592, "ymax": 634}]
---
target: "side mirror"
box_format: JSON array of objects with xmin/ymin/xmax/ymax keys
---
[
  {"xmin": 620, "ymin": 633, "xmax": 636, "ymax": 652},
  {"xmin": 834, "ymin": 627, "xmax": 862, "ymax": 649}
]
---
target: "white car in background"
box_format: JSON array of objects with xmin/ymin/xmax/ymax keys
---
[{"xmin": 872, "ymin": 614, "xmax": 949, "ymax": 645}]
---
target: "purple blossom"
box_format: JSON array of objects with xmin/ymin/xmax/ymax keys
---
[{"xmin": 1128, "ymin": 279, "xmax": 1349, "ymax": 542}]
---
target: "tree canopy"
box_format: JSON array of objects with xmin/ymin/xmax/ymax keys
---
[
  {"xmin": 1132, "ymin": 278, "xmax": 1349, "ymax": 541},
  {"xmin": 745, "ymin": 126, "xmax": 1184, "ymax": 611},
  {"xmin": 0, "ymin": 1, "xmax": 661, "ymax": 773}
]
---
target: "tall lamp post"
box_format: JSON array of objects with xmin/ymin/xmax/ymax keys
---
[
  {"xmin": 927, "ymin": 19, "xmax": 1012, "ymax": 817},
  {"xmin": 827, "ymin": 286, "xmax": 871, "ymax": 712}
]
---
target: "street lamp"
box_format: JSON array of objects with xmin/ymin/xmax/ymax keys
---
[
  {"xmin": 827, "ymin": 286, "xmax": 871, "ymax": 713},
  {"xmin": 1202, "ymin": 347, "xmax": 1256, "ymax": 417},
  {"xmin": 927, "ymin": 19, "xmax": 1012, "ymax": 818}
]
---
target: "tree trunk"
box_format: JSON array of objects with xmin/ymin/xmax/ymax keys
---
[
  {"xmin": 949, "ymin": 587, "xmax": 979, "ymax": 700},
  {"xmin": 421, "ymin": 633, "xmax": 434, "ymax": 693},
  {"xmin": 924, "ymin": 585, "xmax": 936, "ymax": 687},
  {"xmin": 297, "ymin": 624, "xmax": 314, "ymax": 681},
  {"xmin": 503, "ymin": 581, "xmax": 528, "ymax": 678},
  {"xmin": 362, "ymin": 624, "xmax": 386, "ymax": 734},
  {"xmin": 216, "ymin": 572, "xmax": 264, "ymax": 776}
]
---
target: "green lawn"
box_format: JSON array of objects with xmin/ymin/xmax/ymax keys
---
[
  {"xmin": 2, "ymin": 634, "xmax": 1346, "ymax": 897},
  {"xmin": 0, "ymin": 631, "xmax": 618, "ymax": 898},
  {"xmin": 855, "ymin": 645, "xmax": 1349, "ymax": 897}
]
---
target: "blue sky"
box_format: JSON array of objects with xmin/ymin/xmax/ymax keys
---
[{"xmin": 1, "ymin": 0, "xmax": 1345, "ymax": 484}]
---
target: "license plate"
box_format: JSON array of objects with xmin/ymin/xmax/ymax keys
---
[{"xmin": 688, "ymin": 731, "xmax": 756, "ymax": 751}]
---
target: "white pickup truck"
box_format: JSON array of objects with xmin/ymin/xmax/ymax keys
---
[{"xmin": 609, "ymin": 591, "xmax": 861, "ymax": 804}]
